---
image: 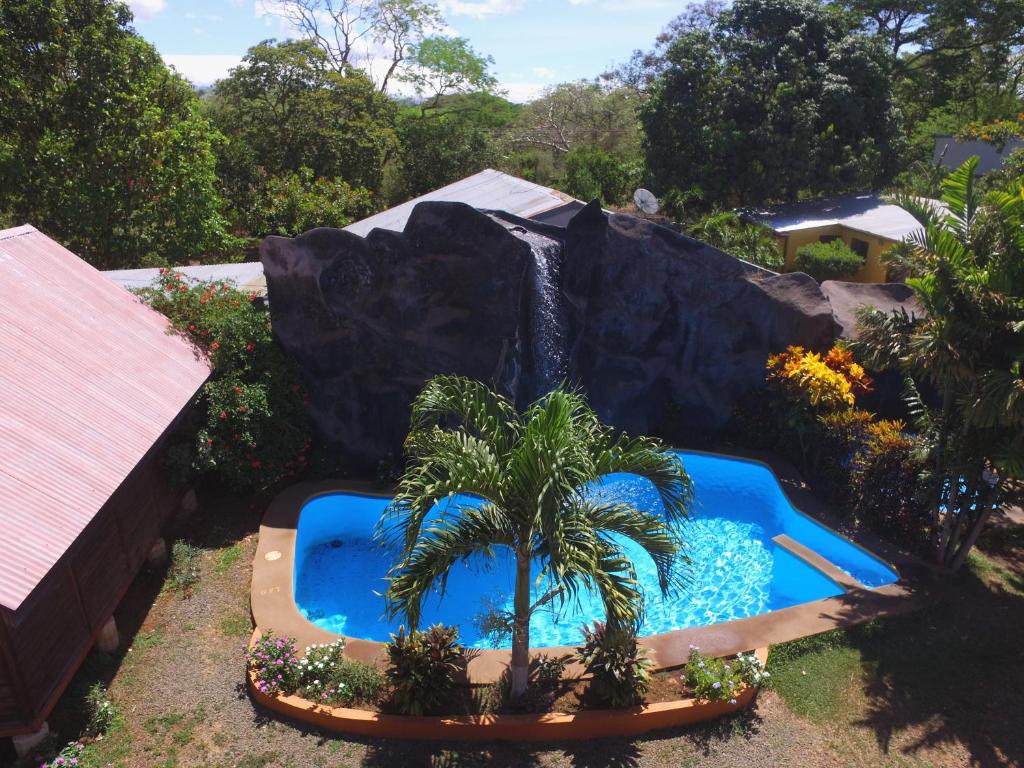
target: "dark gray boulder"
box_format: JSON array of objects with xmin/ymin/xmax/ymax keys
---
[
  {"xmin": 821, "ymin": 280, "xmax": 921, "ymax": 339},
  {"xmin": 261, "ymin": 202, "xmax": 533, "ymax": 470},
  {"xmin": 562, "ymin": 204, "xmax": 839, "ymax": 435}
]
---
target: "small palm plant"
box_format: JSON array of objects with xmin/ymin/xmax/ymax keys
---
[{"xmin": 379, "ymin": 376, "xmax": 693, "ymax": 699}]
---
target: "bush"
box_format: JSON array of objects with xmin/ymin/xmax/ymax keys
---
[
  {"xmin": 37, "ymin": 741, "xmax": 85, "ymax": 768},
  {"xmin": 533, "ymin": 654, "xmax": 569, "ymax": 689},
  {"xmin": 852, "ymin": 420, "xmax": 929, "ymax": 549},
  {"xmin": 385, "ymin": 625, "xmax": 465, "ymax": 715},
  {"xmin": 245, "ymin": 632, "xmax": 301, "ymax": 696},
  {"xmin": 811, "ymin": 408, "xmax": 875, "ymax": 506},
  {"xmin": 294, "ymin": 640, "xmax": 385, "ymax": 706},
  {"xmin": 142, "ymin": 272, "xmax": 311, "ymax": 490},
  {"xmin": 689, "ymin": 210, "xmax": 784, "ymax": 270},
  {"xmin": 681, "ymin": 647, "xmax": 770, "ymax": 705},
  {"xmin": 239, "ymin": 167, "xmax": 375, "ymax": 238},
  {"xmin": 563, "ymin": 145, "xmax": 640, "ymax": 207},
  {"xmin": 85, "ymin": 683, "xmax": 120, "ymax": 736},
  {"xmin": 167, "ymin": 540, "xmax": 201, "ymax": 592},
  {"xmin": 794, "ymin": 240, "xmax": 865, "ymax": 282},
  {"xmin": 576, "ymin": 622, "xmax": 651, "ymax": 709}
]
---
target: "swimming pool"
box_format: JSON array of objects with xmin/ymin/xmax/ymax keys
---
[{"xmin": 293, "ymin": 451, "xmax": 898, "ymax": 648}]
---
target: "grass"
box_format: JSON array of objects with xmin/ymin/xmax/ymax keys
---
[
  {"xmin": 215, "ymin": 542, "xmax": 244, "ymax": 575},
  {"xmin": 768, "ymin": 641, "xmax": 863, "ymax": 722}
]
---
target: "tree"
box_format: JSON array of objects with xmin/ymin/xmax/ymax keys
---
[
  {"xmin": 688, "ymin": 211, "xmax": 784, "ymax": 270},
  {"xmin": 206, "ymin": 39, "xmax": 397, "ymax": 227},
  {"xmin": 380, "ymin": 377, "xmax": 693, "ymax": 699},
  {"xmin": 854, "ymin": 157, "xmax": 1024, "ymax": 569},
  {"xmin": 640, "ymin": 0, "xmax": 903, "ymax": 207},
  {"xmin": 400, "ymin": 36, "xmax": 498, "ymax": 113},
  {"xmin": 271, "ymin": 0, "xmax": 441, "ymax": 92},
  {"xmin": 562, "ymin": 145, "xmax": 640, "ymax": 206},
  {"xmin": 0, "ymin": 0, "xmax": 235, "ymax": 268}
]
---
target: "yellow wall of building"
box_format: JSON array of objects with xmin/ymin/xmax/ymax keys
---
[{"xmin": 777, "ymin": 225, "xmax": 893, "ymax": 283}]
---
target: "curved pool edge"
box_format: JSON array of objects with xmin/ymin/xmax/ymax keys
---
[
  {"xmin": 246, "ymin": 628, "xmax": 769, "ymax": 741},
  {"xmin": 250, "ymin": 450, "xmax": 933, "ymax": 684}
]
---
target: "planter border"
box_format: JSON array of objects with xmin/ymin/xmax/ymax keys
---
[
  {"xmin": 246, "ymin": 631, "xmax": 767, "ymax": 742},
  {"xmin": 251, "ymin": 447, "xmax": 931, "ymax": 683}
]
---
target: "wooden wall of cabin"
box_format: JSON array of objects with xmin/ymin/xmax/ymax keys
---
[{"xmin": 0, "ymin": 442, "xmax": 184, "ymax": 737}]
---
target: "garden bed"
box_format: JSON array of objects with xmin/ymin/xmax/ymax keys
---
[{"xmin": 245, "ymin": 629, "xmax": 768, "ymax": 741}]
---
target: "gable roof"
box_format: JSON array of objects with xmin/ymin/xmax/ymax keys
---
[
  {"xmin": 0, "ymin": 225, "xmax": 212, "ymax": 611},
  {"xmin": 741, "ymin": 194, "xmax": 933, "ymax": 242},
  {"xmin": 343, "ymin": 169, "xmax": 579, "ymax": 237}
]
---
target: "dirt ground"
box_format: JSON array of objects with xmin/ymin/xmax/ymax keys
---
[{"xmin": 4, "ymin": 490, "xmax": 1022, "ymax": 768}]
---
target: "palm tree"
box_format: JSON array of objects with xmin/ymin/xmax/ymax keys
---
[
  {"xmin": 378, "ymin": 376, "xmax": 693, "ymax": 699},
  {"xmin": 854, "ymin": 157, "xmax": 1024, "ymax": 569}
]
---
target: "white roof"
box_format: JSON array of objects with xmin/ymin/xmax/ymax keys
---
[
  {"xmin": 343, "ymin": 169, "xmax": 576, "ymax": 237},
  {"xmin": 742, "ymin": 194, "xmax": 934, "ymax": 241},
  {"xmin": 104, "ymin": 261, "xmax": 267, "ymax": 294}
]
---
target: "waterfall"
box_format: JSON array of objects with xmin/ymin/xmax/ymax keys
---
[{"xmin": 508, "ymin": 226, "xmax": 568, "ymax": 403}]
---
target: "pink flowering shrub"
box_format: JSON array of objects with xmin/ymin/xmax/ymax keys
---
[
  {"xmin": 36, "ymin": 741, "xmax": 84, "ymax": 768},
  {"xmin": 681, "ymin": 646, "xmax": 769, "ymax": 705},
  {"xmin": 244, "ymin": 631, "xmax": 300, "ymax": 695}
]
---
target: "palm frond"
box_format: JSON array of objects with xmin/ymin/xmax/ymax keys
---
[{"xmin": 408, "ymin": 375, "xmax": 520, "ymax": 456}]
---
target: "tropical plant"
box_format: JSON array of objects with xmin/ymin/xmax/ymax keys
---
[
  {"xmin": 794, "ymin": 240, "xmax": 865, "ymax": 282},
  {"xmin": 379, "ymin": 376, "xmax": 693, "ymax": 699},
  {"xmin": 854, "ymin": 156, "xmax": 1024, "ymax": 569},
  {"xmin": 577, "ymin": 621, "xmax": 652, "ymax": 708},
  {"xmin": 384, "ymin": 624, "xmax": 465, "ymax": 715},
  {"xmin": 682, "ymin": 647, "xmax": 743, "ymax": 704},
  {"xmin": 689, "ymin": 210, "xmax": 784, "ymax": 270}
]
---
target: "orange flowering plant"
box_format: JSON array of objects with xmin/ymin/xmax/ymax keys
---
[
  {"xmin": 142, "ymin": 270, "xmax": 311, "ymax": 488},
  {"xmin": 766, "ymin": 344, "xmax": 872, "ymax": 411}
]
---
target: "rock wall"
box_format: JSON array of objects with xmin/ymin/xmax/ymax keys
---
[{"xmin": 262, "ymin": 200, "xmax": 841, "ymax": 468}]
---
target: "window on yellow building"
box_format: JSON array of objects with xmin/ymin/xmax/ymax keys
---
[{"xmin": 850, "ymin": 238, "xmax": 869, "ymax": 258}]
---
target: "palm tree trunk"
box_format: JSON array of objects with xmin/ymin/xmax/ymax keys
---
[{"xmin": 510, "ymin": 549, "xmax": 532, "ymax": 699}]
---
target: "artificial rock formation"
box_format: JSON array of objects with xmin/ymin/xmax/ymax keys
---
[{"xmin": 262, "ymin": 201, "xmax": 841, "ymax": 468}]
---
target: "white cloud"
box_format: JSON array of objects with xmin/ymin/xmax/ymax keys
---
[
  {"xmin": 439, "ymin": 0, "xmax": 525, "ymax": 19},
  {"xmin": 127, "ymin": 0, "xmax": 167, "ymax": 20},
  {"xmin": 162, "ymin": 54, "xmax": 244, "ymax": 86},
  {"xmin": 531, "ymin": 66, "xmax": 555, "ymax": 79},
  {"xmin": 500, "ymin": 80, "xmax": 547, "ymax": 103},
  {"xmin": 567, "ymin": 0, "xmax": 593, "ymax": 4},
  {"xmin": 600, "ymin": 0, "xmax": 671, "ymax": 9}
]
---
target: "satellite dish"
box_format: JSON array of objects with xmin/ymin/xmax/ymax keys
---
[{"xmin": 633, "ymin": 188, "xmax": 659, "ymax": 215}]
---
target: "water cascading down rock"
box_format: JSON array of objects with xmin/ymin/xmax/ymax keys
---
[{"xmin": 261, "ymin": 201, "xmax": 839, "ymax": 469}]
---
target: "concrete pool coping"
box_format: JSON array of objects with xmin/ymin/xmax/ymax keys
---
[{"xmin": 250, "ymin": 448, "xmax": 932, "ymax": 682}]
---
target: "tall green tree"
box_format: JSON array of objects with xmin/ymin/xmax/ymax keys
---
[
  {"xmin": 0, "ymin": 0, "xmax": 234, "ymax": 268},
  {"xmin": 641, "ymin": 0, "xmax": 903, "ymax": 207},
  {"xmin": 854, "ymin": 157, "xmax": 1024, "ymax": 569},
  {"xmin": 380, "ymin": 377, "xmax": 693, "ymax": 699},
  {"xmin": 206, "ymin": 39, "xmax": 398, "ymax": 231}
]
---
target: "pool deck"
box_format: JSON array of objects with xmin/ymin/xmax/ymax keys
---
[{"xmin": 250, "ymin": 448, "xmax": 934, "ymax": 683}]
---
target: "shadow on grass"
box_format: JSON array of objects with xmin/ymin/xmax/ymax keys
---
[{"xmin": 816, "ymin": 546, "xmax": 1024, "ymax": 767}]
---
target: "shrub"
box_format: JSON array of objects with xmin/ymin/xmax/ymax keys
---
[
  {"xmin": 37, "ymin": 741, "xmax": 85, "ymax": 768},
  {"xmin": 385, "ymin": 625, "xmax": 465, "ymax": 715},
  {"xmin": 294, "ymin": 639, "xmax": 385, "ymax": 706},
  {"xmin": 245, "ymin": 631, "xmax": 301, "ymax": 696},
  {"xmin": 811, "ymin": 408, "xmax": 875, "ymax": 506},
  {"xmin": 167, "ymin": 540, "xmax": 201, "ymax": 592},
  {"xmin": 852, "ymin": 420, "xmax": 929, "ymax": 549},
  {"xmin": 576, "ymin": 622, "xmax": 652, "ymax": 709},
  {"xmin": 682, "ymin": 647, "xmax": 744, "ymax": 704},
  {"xmin": 240, "ymin": 167, "xmax": 376, "ymax": 238},
  {"xmin": 142, "ymin": 271, "xmax": 311, "ymax": 490},
  {"xmin": 794, "ymin": 240, "xmax": 865, "ymax": 282},
  {"xmin": 689, "ymin": 210, "xmax": 784, "ymax": 270},
  {"xmin": 533, "ymin": 654, "xmax": 569, "ymax": 689},
  {"xmin": 85, "ymin": 682, "xmax": 120, "ymax": 736}
]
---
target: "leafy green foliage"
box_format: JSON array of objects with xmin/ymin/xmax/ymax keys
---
[
  {"xmin": 239, "ymin": 167, "xmax": 375, "ymax": 237},
  {"xmin": 563, "ymin": 145, "xmax": 640, "ymax": 206},
  {"xmin": 533, "ymin": 654, "xmax": 569, "ymax": 689},
  {"xmin": 380, "ymin": 376, "xmax": 693, "ymax": 699},
  {"xmin": 682, "ymin": 649, "xmax": 744, "ymax": 704},
  {"xmin": 855, "ymin": 157, "xmax": 1024, "ymax": 568},
  {"xmin": 384, "ymin": 625, "xmax": 465, "ymax": 715},
  {"xmin": 86, "ymin": 683, "xmax": 120, "ymax": 736},
  {"xmin": 401, "ymin": 36, "xmax": 497, "ymax": 109},
  {"xmin": 0, "ymin": 0, "xmax": 236, "ymax": 268},
  {"xmin": 641, "ymin": 0, "xmax": 903, "ymax": 208},
  {"xmin": 141, "ymin": 271, "xmax": 311, "ymax": 490},
  {"xmin": 168, "ymin": 541, "xmax": 201, "ymax": 592},
  {"xmin": 576, "ymin": 622, "xmax": 652, "ymax": 709},
  {"xmin": 794, "ymin": 239, "xmax": 865, "ymax": 282},
  {"xmin": 688, "ymin": 211, "xmax": 784, "ymax": 270},
  {"xmin": 207, "ymin": 39, "xmax": 397, "ymax": 229}
]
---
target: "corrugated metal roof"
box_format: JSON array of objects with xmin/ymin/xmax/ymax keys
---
[
  {"xmin": 104, "ymin": 261, "xmax": 267, "ymax": 295},
  {"xmin": 741, "ymin": 194, "xmax": 936, "ymax": 241},
  {"xmin": 343, "ymin": 169, "xmax": 577, "ymax": 237},
  {"xmin": 0, "ymin": 225, "xmax": 212, "ymax": 611}
]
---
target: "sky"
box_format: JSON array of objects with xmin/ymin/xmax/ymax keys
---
[{"xmin": 126, "ymin": 0, "xmax": 680, "ymax": 102}]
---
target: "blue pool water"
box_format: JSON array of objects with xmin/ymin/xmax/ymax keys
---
[{"xmin": 294, "ymin": 451, "xmax": 898, "ymax": 648}]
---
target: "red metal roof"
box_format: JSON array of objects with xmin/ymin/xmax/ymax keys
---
[{"xmin": 0, "ymin": 225, "xmax": 212, "ymax": 611}]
